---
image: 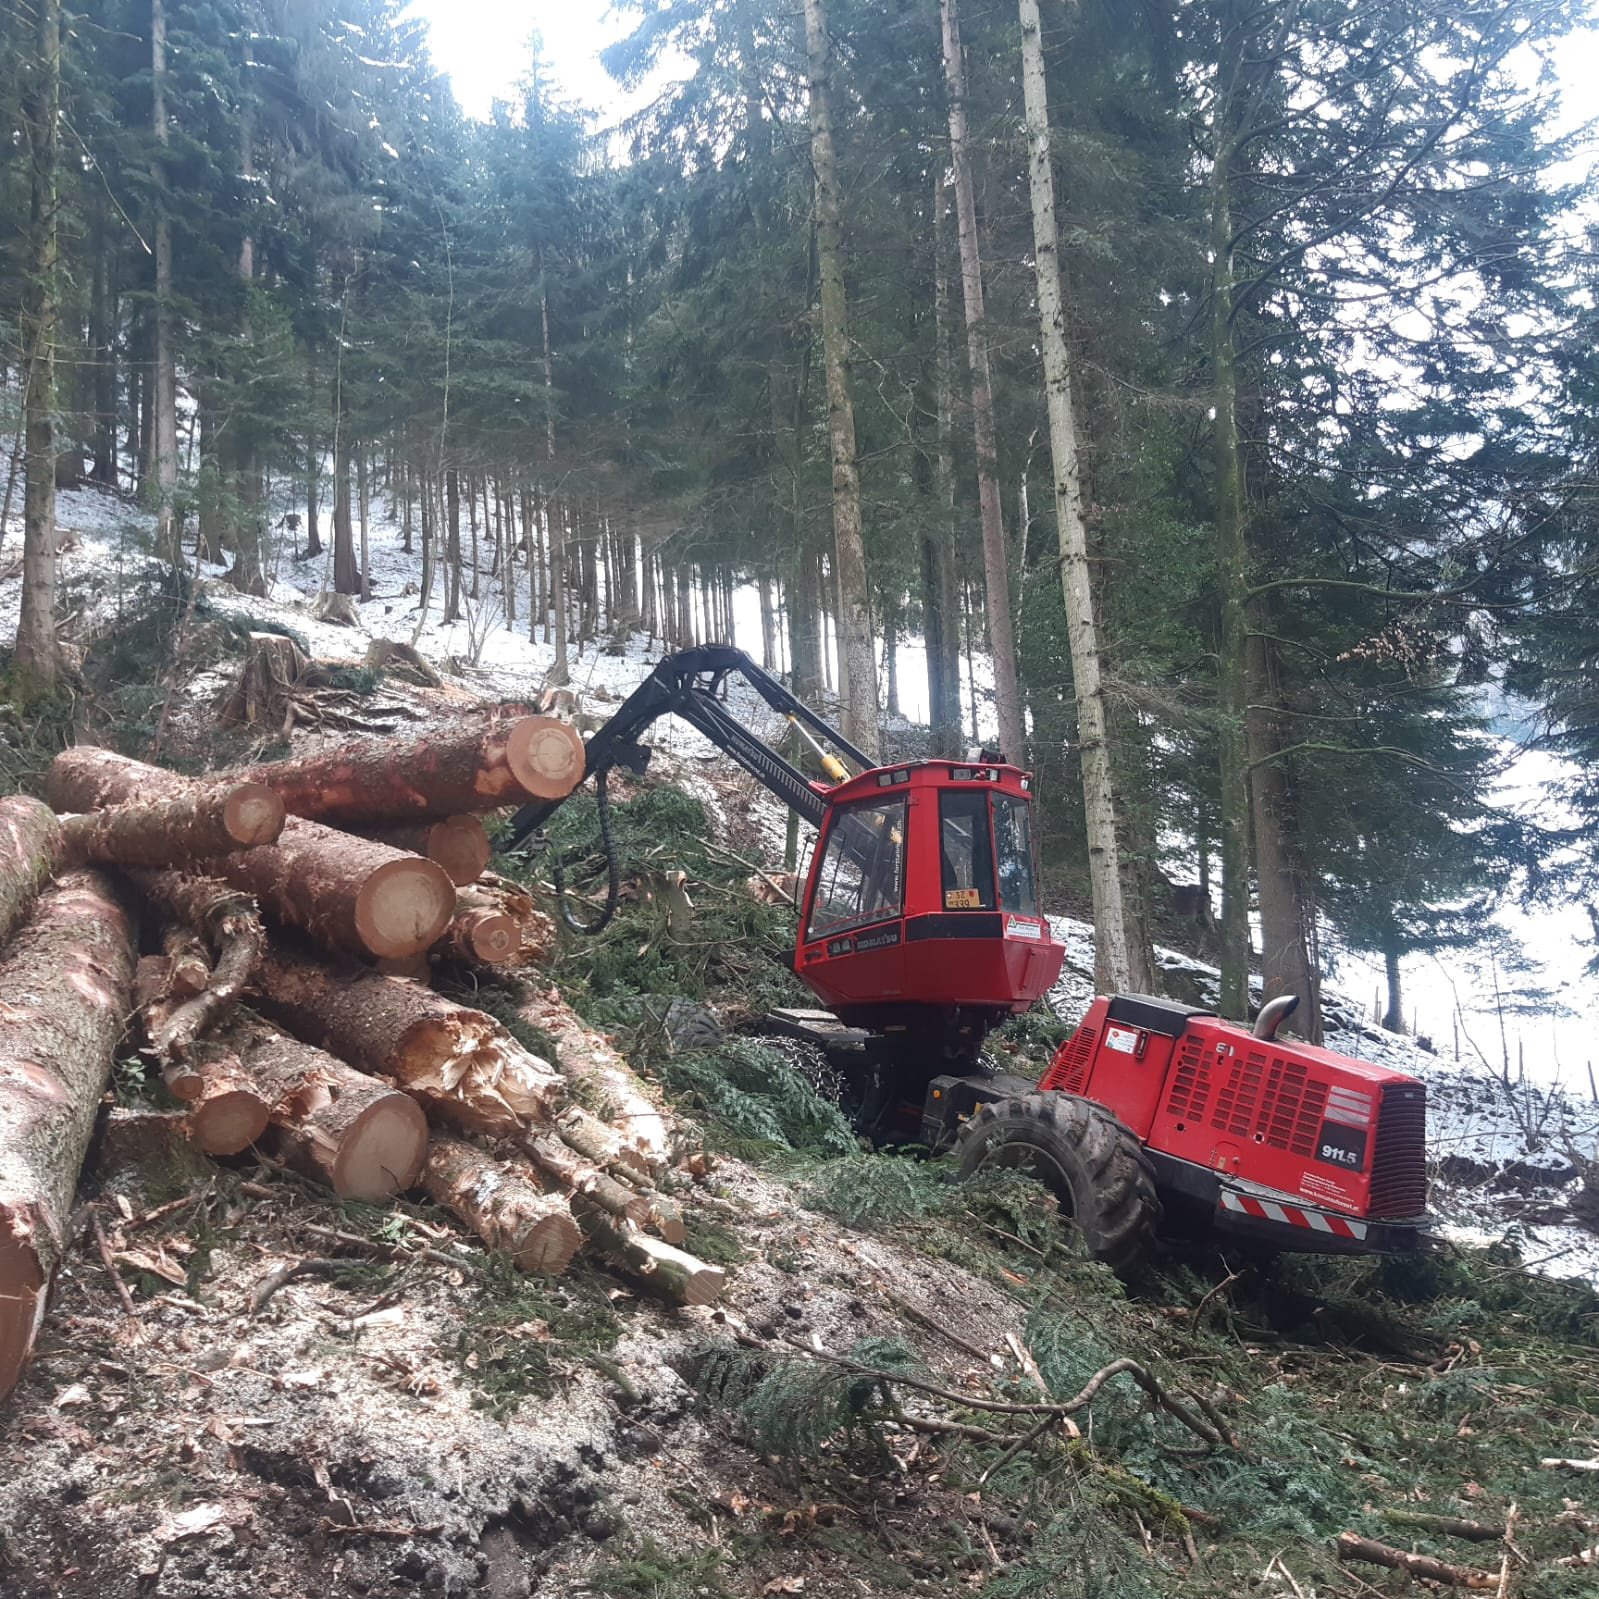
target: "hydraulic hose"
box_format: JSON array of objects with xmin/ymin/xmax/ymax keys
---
[{"xmin": 551, "ymin": 765, "xmax": 622, "ymax": 935}]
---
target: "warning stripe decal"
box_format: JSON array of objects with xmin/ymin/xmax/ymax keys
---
[{"xmin": 1219, "ymin": 1189, "xmax": 1368, "ymax": 1240}]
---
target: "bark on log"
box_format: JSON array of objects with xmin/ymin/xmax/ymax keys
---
[
  {"xmin": 520, "ymin": 987, "xmax": 673, "ymax": 1173},
  {"xmin": 522, "ymin": 1132, "xmax": 653, "ymax": 1229},
  {"xmin": 363, "ymin": 816, "xmax": 490, "ymax": 887},
  {"xmin": 163, "ymin": 926, "xmax": 212, "ymax": 996},
  {"xmin": 48, "ymin": 749, "xmax": 455, "ymax": 961},
  {"xmin": 422, "ymin": 1136, "xmax": 581, "ymax": 1275},
  {"xmin": 1335, "ymin": 1533, "xmax": 1495, "ymax": 1588},
  {"xmin": 575, "ymin": 1206, "xmax": 724, "ymax": 1307},
  {"xmin": 238, "ymin": 714, "xmax": 585, "ymax": 823},
  {"xmin": 223, "ymin": 1011, "xmax": 428, "ymax": 1202},
  {"xmin": 0, "ymin": 871, "xmax": 137, "ymax": 1400},
  {"xmin": 0, "ymin": 795, "xmax": 63, "ymax": 944},
  {"xmin": 59, "ymin": 782, "xmax": 284, "ymax": 868},
  {"xmin": 125, "ymin": 871, "xmax": 266, "ymax": 1058},
  {"xmin": 250, "ymin": 945, "xmax": 563, "ymax": 1138},
  {"xmin": 180, "ymin": 1041, "xmax": 272, "ymax": 1156}
]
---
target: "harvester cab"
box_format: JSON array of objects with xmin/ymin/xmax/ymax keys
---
[{"xmin": 504, "ymin": 645, "xmax": 1431, "ymax": 1276}]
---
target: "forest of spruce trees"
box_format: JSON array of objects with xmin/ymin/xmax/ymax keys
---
[{"xmin": 2, "ymin": 0, "xmax": 1598, "ymax": 1041}]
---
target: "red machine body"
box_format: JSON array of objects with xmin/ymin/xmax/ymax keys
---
[
  {"xmin": 1038, "ymin": 994, "xmax": 1429, "ymax": 1249},
  {"xmin": 793, "ymin": 761, "xmax": 1065, "ymax": 1029}
]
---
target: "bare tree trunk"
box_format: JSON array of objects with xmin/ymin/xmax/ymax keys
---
[
  {"xmin": 443, "ymin": 467, "xmax": 461, "ymax": 621},
  {"xmin": 1382, "ymin": 936, "xmax": 1403, "ymax": 1034},
  {"xmin": 926, "ymin": 176, "xmax": 964, "ymax": 758},
  {"xmin": 151, "ymin": 0, "xmax": 179, "ymax": 565},
  {"xmin": 1211, "ymin": 40, "xmax": 1252, "ymax": 1021},
  {"xmin": 1246, "ymin": 632, "xmax": 1320, "ymax": 1037},
  {"xmin": 550, "ymin": 499, "xmax": 570, "ymax": 685},
  {"xmin": 15, "ymin": 0, "xmax": 62, "ymax": 693},
  {"xmin": 333, "ymin": 423, "xmax": 358, "ymax": 596},
  {"xmin": 940, "ymin": 0, "xmax": 1023, "ymax": 767},
  {"xmin": 358, "ymin": 448, "xmax": 370, "ymax": 601},
  {"xmin": 802, "ymin": 0, "xmax": 880, "ymax": 759},
  {"xmin": 305, "ymin": 348, "xmax": 323, "ymax": 557},
  {"xmin": 225, "ymin": 46, "xmax": 266, "ymax": 598},
  {"xmin": 1018, "ymin": 0, "xmax": 1147, "ymax": 992},
  {"xmin": 758, "ymin": 574, "xmax": 777, "ymax": 669},
  {"xmin": 90, "ymin": 216, "xmax": 118, "ymax": 488}
]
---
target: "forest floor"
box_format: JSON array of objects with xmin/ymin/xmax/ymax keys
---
[{"xmin": 0, "ymin": 482, "xmax": 1596, "ymax": 1597}]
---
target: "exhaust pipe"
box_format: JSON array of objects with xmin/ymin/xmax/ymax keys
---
[{"xmin": 1253, "ymin": 994, "xmax": 1299, "ymax": 1040}]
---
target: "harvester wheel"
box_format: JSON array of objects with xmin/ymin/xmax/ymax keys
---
[{"xmin": 955, "ymin": 1092, "xmax": 1160, "ymax": 1278}]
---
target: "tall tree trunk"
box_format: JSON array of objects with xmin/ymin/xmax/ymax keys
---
[
  {"xmin": 926, "ymin": 176, "xmax": 964, "ymax": 757},
  {"xmin": 758, "ymin": 575, "xmax": 777, "ymax": 670},
  {"xmin": 225, "ymin": 46, "xmax": 266, "ymax": 598},
  {"xmin": 443, "ymin": 467, "xmax": 461, "ymax": 621},
  {"xmin": 357, "ymin": 448, "xmax": 370, "ymax": 601},
  {"xmin": 802, "ymin": 0, "xmax": 880, "ymax": 759},
  {"xmin": 15, "ymin": 0, "xmax": 62, "ymax": 694},
  {"xmin": 150, "ymin": 0, "xmax": 179, "ymax": 565},
  {"xmin": 549, "ymin": 500, "xmax": 570, "ymax": 685},
  {"xmin": 333, "ymin": 426, "xmax": 358, "ymax": 596},
  {"xmin": 89, "ymin": 216, "xmax": 118, "ymax": 488},
  {"xmin": 1381, "ymin": 933, "xmax": 1403, "ymax": 1034},
  {"xmin": 1018, "ymin": 0, "xmax": 1146, "ymax": 992},
  {"xmin": 940, "ymin": 0, "xmax": 1024, "ymax": 768},
  {"xmin": 467, "ymin": 473, "xmax": 480, "ymax": 602},
  {"xmin": 1210, "ymin": 43, "xmax": 1252, "ymax": 1021},
  {"xmin": 305, "ymin": 347, "xmax": 322, "ymax": 557},
  {"xmin": 1246, "ymin": 632, "xmax": 1320, "ymax": 1038}
]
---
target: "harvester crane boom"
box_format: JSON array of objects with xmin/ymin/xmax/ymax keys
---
[{"xmin": 502, "ymin": 645, "xmax": 869, "ymax": 851}]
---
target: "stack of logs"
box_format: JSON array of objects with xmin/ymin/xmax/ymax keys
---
[{"xmin": 0, "ymin": 712, "xmax": 727, "ymax": 1404}]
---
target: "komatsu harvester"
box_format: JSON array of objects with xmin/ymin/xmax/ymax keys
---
[{"xmin": 507, "ymin": 646, "xmax": 1431, "ymax": 1274}]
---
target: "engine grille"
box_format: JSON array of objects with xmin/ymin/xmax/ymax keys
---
[
  {"xmin": 1165, "ymin": 1039, "xmax": 1328, "ymax": 1157},
  {"xmin": 1050, "ymin": 1025, "xmax": 1097, "ymax": 1095},
  {"xmin": 1163, "ymin": 1034, "xmax": 1213, "ymax": 1122},
  {"xmin": 1368, "ymin": 1082, "xmax": 1428, "ymax": 1218}
]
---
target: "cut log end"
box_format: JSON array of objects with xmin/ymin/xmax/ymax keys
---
[
  {"xmin": 0, "ymin": 1234, "xmax": 46, "ymax": 1401},
  {"xmin": 451, "ymin": 907, "xmax": 520, "ymax": 965},
  {"xmin": 510, "ymin": 1213, "xmax": 584, "ymax": 1275},
  {"xmin": 506, "ymin": 717, "xmax": 585, "ymax": 801},
  {"xmin": 429, "ymin": 816, "xmax": 491, "ymax": 886},
  {"xmin": 353, "ymin": 856, "xmax": 456, "ymax": 959},
  {"xmin": 188, "ymin": 1088, "xmax": 271, "ymax": 1156},
  {"xmin": 224, "ymin": 782, "xmax": 287, "ymax": 847},
  {"xmin": 330, "ymin": 1093, "xmax": 430, "ymax": 1202}
]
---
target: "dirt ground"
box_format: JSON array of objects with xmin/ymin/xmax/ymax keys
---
[{"xmin": 0, "ymin": 1129, "xmax": 1036, "ymax": 1599}]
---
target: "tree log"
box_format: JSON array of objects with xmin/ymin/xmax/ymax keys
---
[
  {"xmin": 422, "ymin": 1136, "xmax": 581, "ymax": 1275},
  {"xmin": 222, "ymin": 1011, "xmax": 428, "ymax": 1201},
  {"xmin": 180, "ymin": 1041, "xmax": 272, "ymax": 1155},
  {"xmin": 520, "ymin": 987, "xmax": 673, "ymax": 1173},
  {"xmin": 575, "ymin": 1206, "xmax": 724, "ymax": 1307},
  {"xmin": 250, "ymin": 945, "xmax": 563, "ymax": 1138},
  {"xmin": 162, "ymin": 926, "xmax": 213, "ymax": 997},
  {"xmin": 460, "ymin": 875, "xmax": 554, "ymax": 967},
  {"xmin": 522, "ymin": 1132, "xmax": 653, "ymax": 1228},
  {"xmin": 1335, "ymin": 1533, "xmax": 1495, "ymax": 1588},
  {"xmin": 363, "ymin": 815, "xmax": 490, "ymax": 887},
  {"xmin": 237, "ymin": 714, "xmax": 585, "ymax": 823},
  {"xmin": 125, "ymin": 870, "xmax": 266, "ymax": 1058},
  {"xmin": 438, "ymin": 903, "xmax": 521, "ymax": 966},
  {"xmin": 0, "ymin": 871, "xmax": 137, "ymax": 1399},
  {"xmin": 0, "ymin": 795, "xmax": 63, "ymax": 944},
  {"xmin": 59, "ymin": 781, "xmax": 283, "ymax": 868},
  {"xmin": 48, "ymin": 748, "xmax": 455, "ymax": 961}
]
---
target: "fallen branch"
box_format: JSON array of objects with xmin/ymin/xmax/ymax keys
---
[
  {"xmin": 1381, "ymin": 1510, "xmax": 1506, "ymax": 1543},
  {"xmin": 91, "ymin": 1210, "xmax": 138, "ymax": 1317},
  {"xmin": 248, "ymin": 1256, "xmax": 362, "ymax": 1315},
  {"xmin": 1336, "ymin": 1532, "xmax": 1497, "ymax": 1588}
]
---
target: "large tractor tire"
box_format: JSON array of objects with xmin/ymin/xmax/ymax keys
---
[{"xmin": 955, "ymin": 1092, "xmax": 1160, "ymax": 1278}]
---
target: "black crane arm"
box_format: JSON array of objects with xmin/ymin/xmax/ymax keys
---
[{"xmin": 501, "ymin": 645, "xmax": 870, "ymax": 851}]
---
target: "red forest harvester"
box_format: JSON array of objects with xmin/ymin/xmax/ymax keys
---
[{"xmin": 504, "ymin": 646, "xmax": 1432, "ymax": 1275}]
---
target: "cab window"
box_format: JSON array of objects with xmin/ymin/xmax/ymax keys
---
[
  {"xmin": 994, "ymin": 793, "xmax": 1039, "ymax": 916},
  {"xmin": 939, "ymin": 790, "xmax": 996, "ymax": 910},
  {"xmin": 807, "ymin": 798, "xmax": 908, "ymax": 939}
]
